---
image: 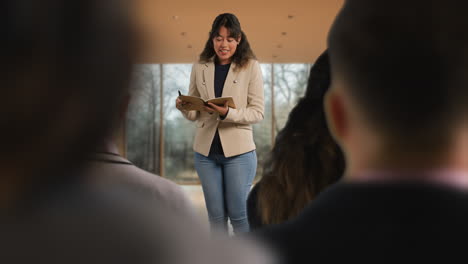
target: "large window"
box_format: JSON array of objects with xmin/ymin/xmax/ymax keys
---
[
  {"xmin": 126, "ymin": 65, "xmax": 161, "ymax": 173},
  {"xmin": 252, "ymin": 64, "xmax": 273, "ymax": 181},
  {"xmin": 273, "ymin": 64, "xmax": 311, "ymax": 132},
  {"xmin": 126, "ymin": 63, "xmax": 311, "ymax": 184},
  {"xmin": 162, "ymin": 64, "xmax": 197, "ymax": 183}
]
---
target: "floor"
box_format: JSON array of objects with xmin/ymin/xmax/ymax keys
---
[{"xmin": 180, "ymin": 185, "xmax": 208, "ymax": 224}]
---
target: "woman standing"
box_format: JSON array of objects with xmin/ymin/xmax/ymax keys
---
[{"xmin": 176, "ymin": 13, "xmax": 264, "ymax": 234}]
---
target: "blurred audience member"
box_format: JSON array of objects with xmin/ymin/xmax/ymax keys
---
[
  {"xmin": 1, "ymin": 0, "xmax": 136, "ymax": 210},
  {"xmin": 254, "ymin": 0, "xmax": 468, "ymax": 262},
  {"xmin": 84, "ymin": 93, "xmax": 198, "ymax": 221},
  {"xmin": 1, "ymin": 1, "xmax": 275, "ymax": 263},
  {"xmin": 247, "ymin": 50, "xmax": 344, "ymax": 230}
]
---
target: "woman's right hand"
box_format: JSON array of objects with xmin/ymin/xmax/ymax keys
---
[{"xmin": 176, "ymin": 97, "xmax": 192, "ymax": 111}]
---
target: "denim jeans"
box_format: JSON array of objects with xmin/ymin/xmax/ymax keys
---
[{"xmin": 194, "ymin": 150, "xmax": 257, "ymax": 234}]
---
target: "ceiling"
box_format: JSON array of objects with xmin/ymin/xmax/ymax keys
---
[{"xmin": 133, "ymin": 0, "xmax": 344, "ymax": 63}]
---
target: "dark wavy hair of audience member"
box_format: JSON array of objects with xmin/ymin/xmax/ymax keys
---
[
  {"xmin": 256, "ymin": 50, "xmax": 345, "ymax": 226},
  {"xmin": 1, "ymin": 0, "xmax": 137, "ymax": 208},
  {"xmin": 199, "ymin": 13, "xmax": 256, "ymax": 69}
]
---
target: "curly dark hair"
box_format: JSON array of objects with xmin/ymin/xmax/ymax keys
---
[
  {"xmin": 255, "ymin": 50, "xmax": 345, "ymax": 226},
  {"xmin": 199, "ymin": 13, "xmax": 256, "ymax": 69}
]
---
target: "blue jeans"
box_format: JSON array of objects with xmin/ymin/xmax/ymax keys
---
[{"xmin": 194, "ymin": 151, "xmax": 257, "ymax": 234}]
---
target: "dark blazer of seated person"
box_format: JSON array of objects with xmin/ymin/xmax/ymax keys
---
[
  {"xmin": 255, "ymin": 181, "xmax": 468, "ymax": 263},
  {"xmin": 247, "ymin": 50, "xmax": 344, "ymax": 230}
]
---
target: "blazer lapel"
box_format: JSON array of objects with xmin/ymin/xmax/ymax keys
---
[
  {"xmin": 221, "ymin": 63, "xmax": 239, "ymax": 97},
  {"xmin": 204, "ymin": 62, "xmax": 215, "ymax": 99}
]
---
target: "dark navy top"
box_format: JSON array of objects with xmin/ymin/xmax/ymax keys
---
[{"xmin": 209, "ymin": 63, "xmax": 231, "ymax": 156}]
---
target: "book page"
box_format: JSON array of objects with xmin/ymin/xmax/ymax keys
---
[
  {"xmin": 179, "ymin": 95, "xmax": 237, "ymax": 111},
  {"xmin": 178, "ymin": 95, "xmax": 206, "ymax": 111},
  {"xmin": 206, "ymin": 97, "xmax": 236, "ymax": 109}
]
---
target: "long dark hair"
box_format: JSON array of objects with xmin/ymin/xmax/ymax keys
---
[
  {"xmin": 199, "ymin": 13, "xmax": 256, "ymax": 69},
  {"xmin": 256, "ymin": 50, "xmax": 345, "ymax": 225}
]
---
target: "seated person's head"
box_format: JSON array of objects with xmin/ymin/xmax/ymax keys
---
[
  {"xmin": 1, "ymin": 0, "xmax": 137, "ymax": 207},
  {"xmin": 257, "ymin": 50, "xmax": 345, "ymax": 226},
  {"xmin": 273, "ymin": 50, "xmax": 344, "ymax": 179},
  {"xmin": 325, "ymin": 0, "xmax": 468, "ymax": 173}
]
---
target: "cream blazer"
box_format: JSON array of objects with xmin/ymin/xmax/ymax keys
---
[{"xmin": 180, "ymin": 59, "xmax": 264, "ymax": 157}]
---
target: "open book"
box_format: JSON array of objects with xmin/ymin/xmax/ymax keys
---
[{"xmin": 178, "ymin": 91, "xmax": 236, "ymax": 111}]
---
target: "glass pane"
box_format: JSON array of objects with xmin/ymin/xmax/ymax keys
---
[
  {"xmin": 253, "ymin": 64, "xmax": 273, "ymax": 182},
  {"xmin": 126, "ymin": 64, "xmax": 161, "ymax": 174},
  {"xmin": 126, "ymin": 63, "xmax": 311, "ymax": 184},
  {"xmin": 273, "ymin": 64, "xmax": 311, "ymax": 132},
  {"xmin": 163, "ymin": 64, "xmax": 198, "ymax": 184}
]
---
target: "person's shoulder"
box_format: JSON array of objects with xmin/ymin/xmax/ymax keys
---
[
  {"xmin": 245, "ymin": 59, "xmax": 259, "ymax": 68},
  {"xmin": 233, "ymin": 59, "xmax": 259, "ymax": 74},
  {"xmin": 193, "ymin": 61, "xmax": 204, "ymax": 67},
  {"xmin": 117, "ymin": 165, "xmax": 199, "ymax": 218},
  {"xmin": 128, "ymin": 166, "xmax": 186, "ymax": 196},
  {"xmin": 194, "ymin": 58, "xmax": 214, "ymax": 68},
  {"xmin": 246, "ymin": 59, "xmax": 261, "ymax": 73}
]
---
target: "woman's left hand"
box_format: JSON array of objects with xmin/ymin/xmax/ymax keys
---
[{"xmin": 204, "ymin": 101, "xmax": 229, "ymax": 117}]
